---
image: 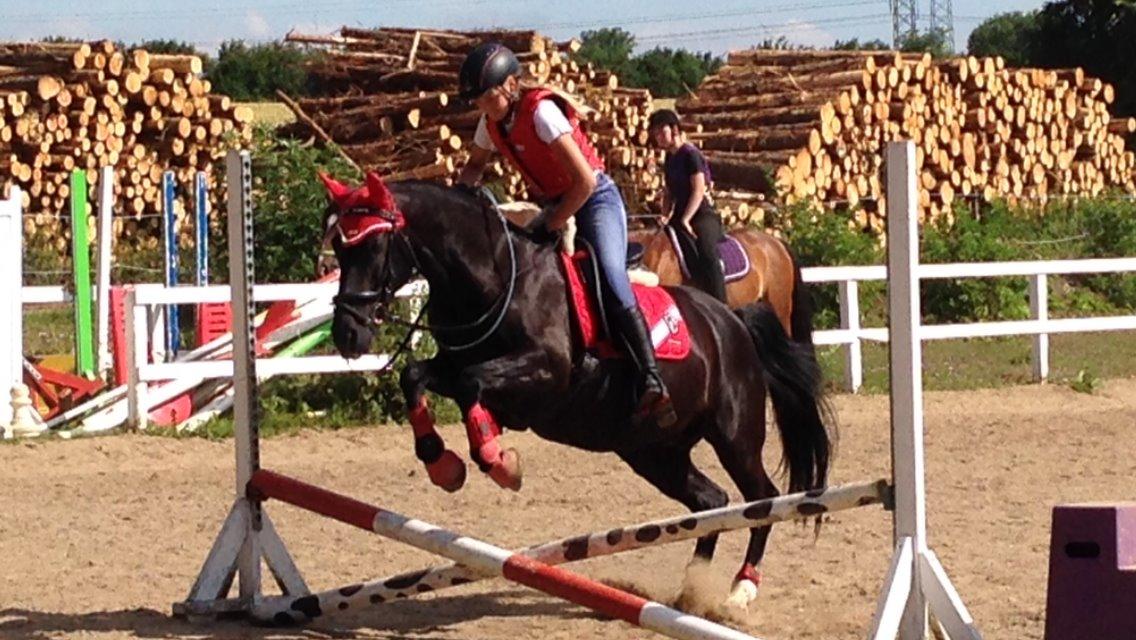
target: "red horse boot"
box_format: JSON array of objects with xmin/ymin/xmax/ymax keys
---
[
  {"xmin": 408, "ymin": 398, "xmax": 466, "ymax": 492},
  {"xmin": 465, "ymin": 403, "xmax": 523, "ymax": 491}
]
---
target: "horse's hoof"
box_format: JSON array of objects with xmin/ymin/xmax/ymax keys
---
[
  {"xmin": 426, "ymin": 450, "xmax": 467, "ymax": 492},
  {"xmin": 724, "ymin": 578, "xmax": 759, "ymax": 610},
  {"xmin": 487, "ymin": 447, "xmax": 523, "ymax": 491}
]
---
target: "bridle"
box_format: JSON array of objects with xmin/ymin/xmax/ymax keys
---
[{"xmin": 331, "ymin": 189, "xmax": 519, "ymax": 354}]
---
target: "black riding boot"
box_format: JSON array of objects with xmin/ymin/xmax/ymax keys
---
[{"xmin": 613, "ymin": 305, "xmax": 678, "ymax": 429}]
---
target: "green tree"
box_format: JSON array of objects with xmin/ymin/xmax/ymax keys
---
[
  {"xmin": 967, "ymin": 12, "xmax": 1040, "ymax": 66},
  {"xmin": 575, "ymin": 28, "xmax": 637, "ymax": 76},
  {"xmin": 897, "ymin": 29, "xmax": 953, "ymax": 57},
  {"xmin": 133, "ymin": 39, "xmax": 202, "ymax": 56},
  {"xmin": 628, "ymin": 47, "xmax": 721, "ymax": 97},
  {"xmin": 205, "ymin": 40, "xmax": 314, "ymax": 101},
  {"xmin": 1032, "ymin": 0, "xmax": 1136, "ymax": 117},
  {"xmin": 754, "ymin": 36, "xmax": 796, "ymax": 50},
  {"xmin": 575, "ymin": 29, "xmax": 720, "ymax": 98},
  {"xmin": 833, "ymin": 37, "xmax": 890, "ymax": 51}
]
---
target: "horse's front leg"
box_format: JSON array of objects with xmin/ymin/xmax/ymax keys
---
[
  {"xmin": 453, "ymin": 349, "xmax": 561, "ymax": 492},
  {"xmin": 400, "ymin": 359, "xmax": 467, "ymax": 492}
]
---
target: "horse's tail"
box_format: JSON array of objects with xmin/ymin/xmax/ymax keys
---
[
  {"xmin": 735, "ymin": 302, "xmax": 832, "ymax": 493},
  {"xmin": 784, "ymin": 242, "xmax": 816, "ymax": 347}
]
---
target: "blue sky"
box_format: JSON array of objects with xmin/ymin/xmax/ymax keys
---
[{"xmin": 0, "ymin": 0, "xmax": 1045, "ymax": 55}]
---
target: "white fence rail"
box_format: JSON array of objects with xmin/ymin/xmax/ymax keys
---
[
  {"xmin": 803, "ymin": 257, "xmax": 1136, "ymax": 391},
  {"xmin": 17, "ymin": 255, "xmax": 1136, "ymax": 410},
  {"xmin": 120, "ymin": 280, "xmax": 424, "ymax": 429}
]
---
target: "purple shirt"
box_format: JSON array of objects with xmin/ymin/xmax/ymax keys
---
[{"xmin": 663, "ymin": 143, "xmax": 712, "ymax": 217}]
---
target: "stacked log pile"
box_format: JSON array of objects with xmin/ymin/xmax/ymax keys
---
[
  {"xmin": 283, "ymin": 27, "xmax": 662, "ymax": 210},
  {"xmin": 0, "ymin": 40, "xmax": 252, "ymax": 249},
  {"xmin": 678, "ymin": 49, "xmax": 1136, "ymax": 230}
]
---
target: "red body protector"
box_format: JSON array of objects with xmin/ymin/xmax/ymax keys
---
[{"xmin": 485, "ymin": 88, "xmax": 605, "ymax": 199}]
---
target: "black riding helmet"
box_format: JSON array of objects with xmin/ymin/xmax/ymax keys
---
[
  {"xmin": 458, "ymin": 42, "xmax": 521, "ymax": 101},
  {"xmin": 648, "ymin": 108, "xmax": 681, "ymax": 131}
]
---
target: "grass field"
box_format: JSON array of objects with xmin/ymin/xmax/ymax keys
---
[{"xmin": 239, "ymin": 101, "xmax": 295, "ymax": 126}]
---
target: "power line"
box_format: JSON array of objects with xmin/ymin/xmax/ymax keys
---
[
  {"xmin": 498, "ymin": 0, "xmax": 885, "ymax": 31},
  {"xmin": 0, "ymin": 0, "xmax": 521, "ymax": 24},
  {"xmin": 636, "ymin": 14, "xmax": 892, "ymax": 44}
]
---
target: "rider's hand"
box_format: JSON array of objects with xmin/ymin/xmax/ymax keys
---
[
  {"xmin": 525, "ymin": 213, "xmax": 560, "ymax": 245},
  {"xmin": 316, "ymin": 251, "xmax": 338, "ymax": 278},
  {"xmin": 683, "ymin": 219, "xmax": 697, "ymax": 238}
]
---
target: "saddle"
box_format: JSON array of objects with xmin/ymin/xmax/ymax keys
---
[
  {"xmin": 559, "ymin": 244, "xmax": 690, "ymax": 361},
  {"xmin": 665, "ymin": 227, "xmax": 751, "ymax": 283}
]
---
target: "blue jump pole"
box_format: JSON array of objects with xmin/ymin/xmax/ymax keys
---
[
  {"xmin": 195, "ymin": 171, "xmax": 209, "ymax": 286},
  {"xmin": 162, "ymin": 170, "xmax": 179, "ymax": 359}
]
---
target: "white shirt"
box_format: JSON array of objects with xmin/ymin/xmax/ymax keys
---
[{"xmin": 473, "ymin": 99, "xmax": 574, "ymax": 151}]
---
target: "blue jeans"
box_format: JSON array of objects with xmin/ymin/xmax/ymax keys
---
[{"xmin": 574, "ymin": 173, "xmax": 636, "ymax": 311}]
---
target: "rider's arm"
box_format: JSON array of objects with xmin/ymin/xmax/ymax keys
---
[
  {"xmin": 660, "ymin": 186, "xmax": 673, "ymax": 224},
  {"xmin": 458, "ymin": 145, "xmax": 492, "ymax": 187},
  {"xmin": 545, "ymin": 134, "xmax": 597, "ymax": 230},
  {"xmin": 681, "ymin": 170, "xmax": 707, "ymax": 227}
]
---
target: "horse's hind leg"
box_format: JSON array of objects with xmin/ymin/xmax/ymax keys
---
[
  {"xmin": 617, "ymin": 445, "xmax": 729, "ymax": 573},
  {"xmin": 707, "ymin": 418, "xmax": 780, "ymax": 609}
]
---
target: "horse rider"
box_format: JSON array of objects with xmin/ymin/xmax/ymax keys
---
[
  {"xmin": 456, "ymin": 41, "xmax": 676, "ymax": 428},
  {"xmin": 648, "ymin": 109, "xmax": 728, "ymax": 304}
]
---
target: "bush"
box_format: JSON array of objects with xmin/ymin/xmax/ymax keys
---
[
  {"xmin": 205, "ymin": 127, "xmax": 429, "ymax": 429},
  {"xmin": 209, "ymin": 125, "xmax": 360, "ymax": 283},
  {"xmin": 920, "ymin": 202, "xmax": 1034, "ymax": 322},
  {"xmin": 772, "ymin": 203, "xmax": 884, "ymax": 329},
  {"xmin": 919, "ymin": 196, "xmax": 1136, "ymax": 322},
  {"xmin": 206, "ymin": 41, "xmax": 315, "ymax": 101}
]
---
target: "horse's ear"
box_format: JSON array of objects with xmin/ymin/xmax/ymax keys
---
[
  {"xmin": 318, "ymin": 172, "xmax": 352, "ymax": 204},
  {"xmin": 365, "ymin": 171, "xmax": 399, "ymax": 213}
]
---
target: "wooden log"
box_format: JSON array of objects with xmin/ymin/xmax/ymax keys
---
[
  {"xmin": 147, "ymin": 54, "xmax": 202, "ymax": 75},
  {"xmin": 689, "ymin": 125, "xmax": 820, "ymax": 153}
]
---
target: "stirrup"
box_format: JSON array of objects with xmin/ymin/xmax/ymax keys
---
[{"xmin": 634, "ymin": 383, "xmax": 678, "ymax": 429}]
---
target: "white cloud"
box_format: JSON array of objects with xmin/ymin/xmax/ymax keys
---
[
  {"xmin": 245, "ymin": 10, "xmax": 272, "ymax": 39},
  {"xmin": 774, "ymin": 20, "xmax": 837, "ymax": 49}
]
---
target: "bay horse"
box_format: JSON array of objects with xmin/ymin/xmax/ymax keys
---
[
  {"xmin": 636, "ymin": 225, "xmax": 813, "ymax": 341},
  {"xmin": 325, "ymin": 172, "xmax": 832, "ymax": 609}
]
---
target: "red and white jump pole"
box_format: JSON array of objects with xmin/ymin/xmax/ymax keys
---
[
  {"xmin": 254, "ymin": 479, "xmax": 889, "ymax": 623},
  {"xmin": 249, "ymin": 468, "xmax": 762, "ymax": 640}
]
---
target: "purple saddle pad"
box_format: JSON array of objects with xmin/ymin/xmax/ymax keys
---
[{"xmin": 667, "ymin": 228, "xmax": 751, "ymax": 283}]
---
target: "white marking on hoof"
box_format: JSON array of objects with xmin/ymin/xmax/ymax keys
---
[{"xmin": 724, "ymin": 579, "xmax": 759, "ymax": 610}]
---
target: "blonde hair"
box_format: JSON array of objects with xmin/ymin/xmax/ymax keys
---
[{"xmin": 516, "ymin": 79, "xmax": 595, "ymax": 119}]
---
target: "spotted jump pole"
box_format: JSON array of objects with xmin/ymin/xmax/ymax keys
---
[
  {"xmin": 254, "ymin": 479, "xmax": 890, "ymax": 623},
  {"xmin": 249, "ymin": 469, "xmax": 762, "ymax": 640}
]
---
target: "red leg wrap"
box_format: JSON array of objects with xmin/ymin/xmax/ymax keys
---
[
  {"xmin": 408, "ymin": 398, "xmax": 465, "ymax": 492},
  {"xmin": 464, "ymin": 403, "xmax": 522, "ymax": 491},
  {"xmin": 735, "ymin": 563, "xmax": 763, "ymax": 587}
]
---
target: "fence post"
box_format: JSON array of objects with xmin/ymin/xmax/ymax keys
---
[
  {"xmin": 71, "ymin": 170, "xmax": 95, "ymax": 378},
  {"xmin": 1029, "ymin": 273, "xmax": 1049, "ymax": 382},
  {"xmin": 95, "ymin": 167, "xmax": 115, "ymax": 380},
  {"xmin": 1, "ymin": 187, "xmax": 23, "ymax": 429},
  {"xmin": 162, "ymin": 170, "xmax": 180, "ymax": 360},
  {"xmin": 125, "ymin": 288, "xmax": 149, "ymax": 431},
  {"xmin": 839, "ymin": 279, "xmax": 863, "ymax": 392},
  {"xmin": 195, "ymin": 171, "xmax": 209, "ymax": 286}
]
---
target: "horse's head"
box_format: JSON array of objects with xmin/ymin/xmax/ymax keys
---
[{"xmin": 320, "ymin": 171, "xmax": 414, "ymax": 358}]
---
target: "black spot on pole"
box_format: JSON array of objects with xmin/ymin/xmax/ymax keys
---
[{"xmin": 635, "ymin": 525, "xmax": 662, "ymax": 542}]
